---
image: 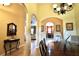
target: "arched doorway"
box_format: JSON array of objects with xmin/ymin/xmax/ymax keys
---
[
  {"xmin": 30, "ymin": 14, "xmax": 37, "ymax": 55},
  {"xmin": 31, "ymin": 14, "xmax": 37, "ymax": 40},
  {"xmin": 41, "ymin": 17, "xmax": 63, "ymax": 42}
]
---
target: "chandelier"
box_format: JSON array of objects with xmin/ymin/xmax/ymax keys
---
[{"xmin": 53, "ymin": 3, "xmax": 73, "ymax": 15}]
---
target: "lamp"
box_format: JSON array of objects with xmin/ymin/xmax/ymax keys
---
[{"xmin": 53, "ymin": 3, "xmax": 73, "ymax": 15}]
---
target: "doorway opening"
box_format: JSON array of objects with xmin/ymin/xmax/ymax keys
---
[
  {"xmin": 41, "ymin": 17, "xmax": 63, "ymax": 44},
  {"xmin": 46, "ymin": 22, "xmax": 54, "ymax": 38},
  {"xmin": 30, "ymin": 14, "xmax": 37, "ymax": 56},
  {"xmin": 31, "ymin": 15, "xmax": 37, "ymax": 40}
]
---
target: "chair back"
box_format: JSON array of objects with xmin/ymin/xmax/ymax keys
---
[
  {"xmin": 39, "ymin": 40, "xmax": 45, "ymax": 56},
  {"xmin": 39, "ymin": 39, "xmax": 48, "ymax": 56}
]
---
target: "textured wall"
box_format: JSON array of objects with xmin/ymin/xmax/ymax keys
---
[{"xmin": 0, "ymin": 3, "xmax": 26, "ymax": 55}]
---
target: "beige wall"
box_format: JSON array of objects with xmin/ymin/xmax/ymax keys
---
[
  {"xmin": 74, "ymin": 4, "xmax": 79, "ymax": 35},
  {"xmin": 0, "ymin": 3, "xmax": 26, "ymax": 55}
]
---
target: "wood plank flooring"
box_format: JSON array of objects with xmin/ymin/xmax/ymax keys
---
[
  {"xmin": 4, "ymin": 40, "xmax": 79, "ymax": 56},
  {"xmin": 5, "ymin": 44, "xmax": 30, "ymax": 56}
]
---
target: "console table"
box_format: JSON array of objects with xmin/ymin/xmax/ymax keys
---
[{"xmin": 4, "ymin": 39, "xmax": 20, "ymax": 55}]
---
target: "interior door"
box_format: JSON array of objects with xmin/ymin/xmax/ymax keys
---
[{"xmin": 46, "ymin": 26, "xmax": 53, "ymax": 38}]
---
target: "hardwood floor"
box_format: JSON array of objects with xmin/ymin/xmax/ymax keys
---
[
  {"xmin": 4, "ymin": 40, "xmax": 79, "ymax": 56},
  {"xmin": 5, "ymin": 44, "xmax": 30, "ymax": 56},
  {"xmin": 31, "ymin": 40, "xmax": 41, "ymax": 56},
  {"xmin": 47, "ymin": 41, "xmax": 79, "ymax": 56}
]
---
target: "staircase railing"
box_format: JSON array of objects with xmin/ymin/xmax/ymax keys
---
[{"xmin": 63, "ymin": 34, "xmax": 71, "ymax": 54}]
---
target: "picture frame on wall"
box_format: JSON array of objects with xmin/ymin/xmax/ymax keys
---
[
  {"xmin": 66, "ymin": 23, "xmax": 73, "ymax": 31},
  {"xmin": 7, "ymin": 23, "xmax": 17, "ymax": 36},
  {"xmin": 56, "ymin": 25, "xmax": 61, "ymax": 32}
]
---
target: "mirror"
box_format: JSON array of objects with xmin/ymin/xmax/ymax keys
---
[{"xmin": 7, "ymin": 23, "xmax": 17, "ymax": 36}]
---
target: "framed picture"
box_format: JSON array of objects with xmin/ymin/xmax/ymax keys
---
[
  {"xmin": 56, "ymin": 25, "xmax": 61, "ymax": 32},
  {"xmin": 66, "ymin": 23, "xmax": 73, "ymax": 31}
]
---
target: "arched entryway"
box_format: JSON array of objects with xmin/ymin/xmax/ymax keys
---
[
  {"xmin": 31, "ymin": 14, "xmax": 37, "ymax": 40},
  {"xmin": 30, "ymin": 14, "xmax": 38, "ymax": 55},
  {"xmin": 41, "ymin": 17, "xmax": 63, "ymax": 42}
]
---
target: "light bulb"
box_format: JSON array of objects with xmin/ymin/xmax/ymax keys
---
[
  {"xmin": 67, "ymin": 3, "xmax": 72, "ymax": 5},
  {"xmin": 64, "ymin": 6, "xmax": 67, "ymax": 10},
  {"xmin": 53, "ymin": 4, "xmax": 57, "ymax": 8},
  {"xmin": 57, "ymin": 7, "xmax": 60, "ymax": 11}
]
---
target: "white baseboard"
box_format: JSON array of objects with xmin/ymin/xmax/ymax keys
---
[{"xmin": 0, "ymin": 44, "xmax": 25, "ymax": 56}]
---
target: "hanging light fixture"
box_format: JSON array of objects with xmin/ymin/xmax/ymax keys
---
[{"xmin": 53, "ymin": 3, "xmax": 73, "ymax": 15}]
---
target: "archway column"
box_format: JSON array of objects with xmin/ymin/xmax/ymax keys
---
[
  {"xmin": 35, "ymin": 21, "xmax": 42, "ymax": 48},
  {"xmin": 25, "ymin": 13, "xmax": 31, "ymax": 55}
]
